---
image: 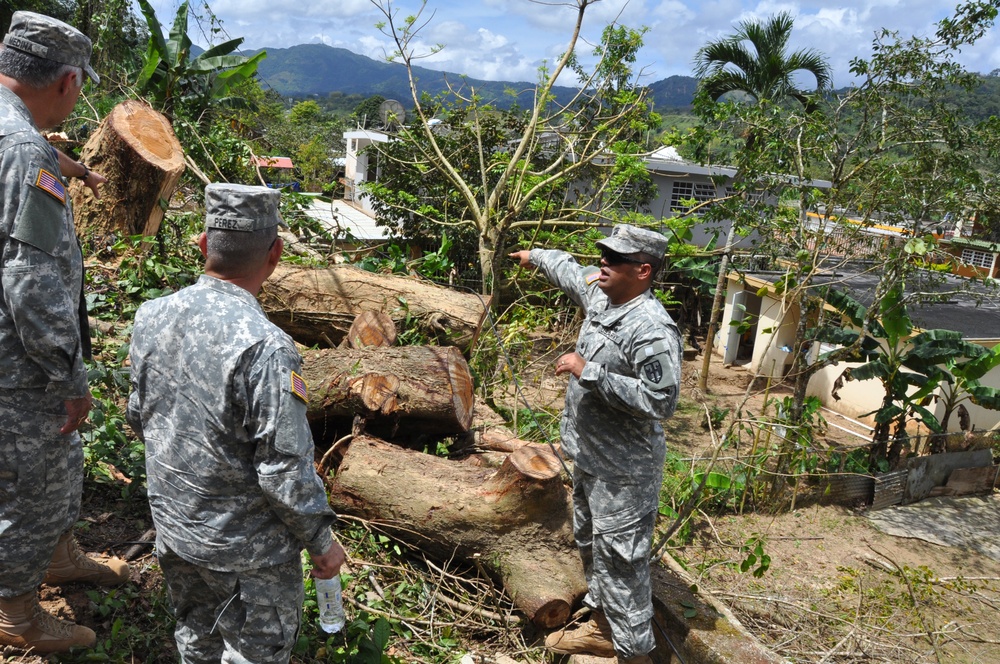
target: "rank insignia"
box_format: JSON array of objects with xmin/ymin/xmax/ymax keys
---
[
  {"xmin": 290, "ymin": 370, "xmax": 308, "ymax": 403},
  {"xmin": 36, "ymin": 168, "xmax": 66, "ymax": 204}
]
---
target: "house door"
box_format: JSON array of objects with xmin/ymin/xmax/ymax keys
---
[{"xmin": 724, "ymin": 290, "xmax": 747, "ymax": 365}]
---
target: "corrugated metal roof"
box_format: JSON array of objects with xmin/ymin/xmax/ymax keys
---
[
  {"xmin": 254, "ymin": 156, "xmax": 294, "ymax": 169},
  {"xmin": 304, "ymin": 198, "xmax": 389, "ymax": 241}
]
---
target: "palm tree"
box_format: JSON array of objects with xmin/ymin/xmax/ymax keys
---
[
  {"xmin": 693, "ymin": 12, "xmax": 831, "ymax": 392},
  {"xmin": 693, "ymin": 11, "xmax": 831, "ymax": 110}
]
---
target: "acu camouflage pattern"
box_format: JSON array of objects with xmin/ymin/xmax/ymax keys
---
[
  {"xmin": 529, "ymin": 247, "xmax": 681, "ymax": 659},
  {"xmin": 0, "ymin": 390, "xmax": 83, "ymax": 597},
  {"xmin": 157, "ymin": 544, "xmax": 303, "ymax": 664},
  {"xmin": 127, "ymin": 275, "xmax": 336, "ymax": 575},
  {"xmin": 3, "ymin": 11, "xmax": 99, "ymax": 83},
  {"xmin": 0, "ymin": 85, "xmax": 88, "ymax": 400},
  {"xmin": 204, "ymin": 183, "xmax": 285, "ymax": 232},
  {"xmin": 0, "ymin": 85, "xmax": 87, "ymax": 598},
  {"xmin": 528, "ymin": 248, "xmax": 681, "ymax": 484}
]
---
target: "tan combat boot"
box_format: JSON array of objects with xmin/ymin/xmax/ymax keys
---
[
  {"xmin": 0, "ymin": 592, "xmax": 96, "ymax": 654},
  {"xmin": 44, "ymin": 533, "xmax": 130, "ymax": 586},
  {"xmin": 544, "ymin": 610, "xmax": 617, "ymax": 657}
]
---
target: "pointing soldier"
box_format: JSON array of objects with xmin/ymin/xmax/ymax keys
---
[
  {"xmin": 509, "ymin": 224, "xmax": 682, "ymax": 664},
  {"xmin": 0, "ymin": 11, "xmax": 126, "ymax": 655},
  {"xmin": 127, "ymin": 183, "xmax": 345, "ymax": 663}
]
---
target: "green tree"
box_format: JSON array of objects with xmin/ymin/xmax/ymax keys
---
[
  {"xmin": 366, "ymin": 0, "xmax": 660, "ymax": 294},
  {"xmin": 692, "ymin": 12, "xmax": 832, "ymax": 391},
  {"xmin": 692, "ymin": 11, "xmax": 831, "ymax": 110},
  {"xmin": 134, "ymin": 0, "xmax": 266, "ymax": 120},
  {"xmin": 690, "ymin": 1, "xmax": 1000, "ymax": 465}
]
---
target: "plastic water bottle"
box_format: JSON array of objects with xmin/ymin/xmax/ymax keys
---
[{"xmin": 315, "ymin": 575, "xmax": 345, "ymax": 633}]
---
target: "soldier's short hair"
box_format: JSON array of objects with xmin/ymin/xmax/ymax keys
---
[
  {"xmin": 205, "ymin": 226, "xmax": 278, "ymax": 274},
  {"xmin": 0, "ymin": 45, "xmax": 82, "ymax": 89}
]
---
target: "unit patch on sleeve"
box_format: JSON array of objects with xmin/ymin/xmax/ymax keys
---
[
  {"xmin": 290, "ymin": 370, "xmax": 309, "ymax": 403},
  {"xmin": 637, "ymin": 339, "xmax": 674, "ymax": 389},
  {"xmin": 35, "ymin": 168, "xmax": 66, "ymax": 204}
]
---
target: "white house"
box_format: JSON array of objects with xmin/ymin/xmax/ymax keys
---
[{"xmin": 718, "ymin": 265, "xmax": 1000, "ymax": 432}]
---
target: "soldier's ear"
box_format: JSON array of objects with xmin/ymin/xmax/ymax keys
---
[{"xmin": 197, "ymin": 232, "xmax": 208, "ymax": 258}]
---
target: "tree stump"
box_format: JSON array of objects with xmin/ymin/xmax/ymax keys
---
[
  {"xmin": 260, "ymin": 263, "xmax": 490, "ymax": 353},
  {"xmin": 301, "ymin": 345, "xmax": 474, "ymax": 440},
  {"xmin": 327, "ymin": 435, "xmax": 586, "ymax": 627},
  {"xmin": 70, "ymin": 100, "xmax": 184, "ymax": 239}
]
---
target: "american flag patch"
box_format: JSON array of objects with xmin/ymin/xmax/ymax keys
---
[
  {"xmin": 36, "ymin": 168, "xmax": 66, "ymax": 204},
  {"xmin": 290, "ymin": 370, "xmax": 308, "ymax": 403}
]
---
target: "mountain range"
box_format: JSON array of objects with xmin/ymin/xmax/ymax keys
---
[{"xmin": 251, "ymin": 43, "xmax": 699, "ymax": 111}]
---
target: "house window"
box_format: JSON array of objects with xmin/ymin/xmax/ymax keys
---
[
  {"xmin": 960, "ymin": 248, "xmax": 994, "ymax": 269},
  {"xmin": 670, "ymin": 181, "xmax": 717, "ymax": 212}
]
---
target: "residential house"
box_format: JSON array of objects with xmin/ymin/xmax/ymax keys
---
[{"xmin": 719, "ymin": 264, "xmax": 1000, "ymax": 432}]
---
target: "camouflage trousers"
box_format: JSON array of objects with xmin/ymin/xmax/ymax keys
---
[
  {"xmin": 0, "ymin": 389, "xmax": 82, "ymax": 597},
  {"xmin": 157, "ymin": 542, "xmax": 304, "ymax": 664},
  {"xmin": 572, "ymin": 465, "xmax": 661, "ymax": 659}
]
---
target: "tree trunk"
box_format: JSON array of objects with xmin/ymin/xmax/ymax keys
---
[
  {"xmin": 260, "ymin": 263, "xmax": 490, "ymax": 353},
  {"xmin": 300, "ymin": 345, "xmax": 474, "ymax": 440},
  {"xmin": 70, "ymin": 100, "xmax": 184, "ymax": 239},
  {"xmin": 346, "ymin": 311, "xmax": 397, "ymax": 348},
  {"xmin": 326, "ymin": 435, "xmax": 587, "ymax": 627},
  {"xmin": 698, "ymin": 220, "xmax": 736, "ymax": 392}
]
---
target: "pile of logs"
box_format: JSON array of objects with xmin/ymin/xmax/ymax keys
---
[
  {"xmin": 292, "ymin": 308, "xmax": 586, "ymax": 627},
  {"xmin": 68, "ymin": 101, "xmax": 585, "ymax": 629}
]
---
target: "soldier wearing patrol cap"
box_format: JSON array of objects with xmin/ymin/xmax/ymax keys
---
[
  {"xmin": 510, "ymin": 224, "xmax": 682, "ymax": 664},
  {"xmin": 0, "ymin": 11, "xmax": 123, "ymax": 655},
  {"xmin": 127, "ymin": 183, "xmax": 346, "ymax": 664}
]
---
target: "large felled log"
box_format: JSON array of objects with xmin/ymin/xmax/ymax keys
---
[
  {"xmin": 327, "ymin": 435, "xmax": 586, "ymax": 627},
  {"xmin": 260, "ymin": 263, "xmax": 490, "ymax": 353},
  {"xmin": 301, "ymin": 345, "xmax": 474, "ymax": 439},
  {"xmin": 70, "ymin": 100, "xmax": 185, "ymax": 238}
]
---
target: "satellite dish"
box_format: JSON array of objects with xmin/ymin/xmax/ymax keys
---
[{"xmin": 379, "ymin": 99, "xmax": 406, "ymax": 128}]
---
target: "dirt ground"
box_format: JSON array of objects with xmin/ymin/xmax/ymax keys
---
[
  {"xmin": 7, "ymin": 345, "xmax": 999, "ymax": 664},
  {"xmin": 507, "ymin": 342, "xmax": 1000, "ymax": 663},
  {"xmin": 663, "ymin": 355, "xmax": 1000, "ymax": 664}
]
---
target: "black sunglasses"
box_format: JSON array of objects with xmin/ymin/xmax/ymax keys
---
[{"xmin": 601, "ymin": 248, "xmax": 644, "ymax": 266}]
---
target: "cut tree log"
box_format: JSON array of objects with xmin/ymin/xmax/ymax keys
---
[
  {"xmin": 346, "ymin": 311, "xmax": 397, "ymax": 348},
  {"xmin": 300, "ymin": 345, "xmax": 474, "ymax": 440},
  {"xmin": 326, "ymin": 434, "xmax": 587, "ymax": 627},
  {"xmin": 70, "ymin": 100, "xmax": 184, "ymax": 239},
  {"xmin": 260, "ymin": 263, "xmax": 490, "ymax": 353}
]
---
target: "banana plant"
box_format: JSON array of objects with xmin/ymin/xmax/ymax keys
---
[
  {"xmin": 134, "ymin": 0, "xmax": 266, "ymax": 119},
  {"xmin": 813, "ymin": 286, "xmax": 1000, "ymax": 467}
]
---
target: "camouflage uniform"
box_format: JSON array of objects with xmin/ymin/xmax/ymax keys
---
[
  {"xmin": 127, "ymin": 184, "xmax": 336, "ymax": 664},
  {"xmin": 529, "ymin": 236, "xmax": 681, "ymax": 658},
  {"xmin": 0, "ymin": 83, "xmax": 89, "ymax": 598}
]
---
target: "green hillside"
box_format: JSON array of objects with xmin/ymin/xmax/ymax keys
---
[{"xmin": 252, "ymin": 43, "xmax": 699, "ymax": 111}]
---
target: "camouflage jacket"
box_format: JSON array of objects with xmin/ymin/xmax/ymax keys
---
[
  {"xmin": 127, "ymin": 275, "xmax": 336, "ymax": 572},
  {"xmin": 0, "ymin": 84, "xmax": 87, "ymax": 399},
  {"xmin": 529, "ymin": 248, "xmax": 682, "ymax": 484}
]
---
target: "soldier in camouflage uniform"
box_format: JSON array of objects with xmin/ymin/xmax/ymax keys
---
[
  {"xmin": 510, "ymin": 224, "xmax": 682, "ymax": 664},
  {"xmin": 127, "ymin": 183, "xmax": 346, "ymax": 664},
  {"xmin": 0, "ymin": 11, "xmax": 129, "ymax": 655}
]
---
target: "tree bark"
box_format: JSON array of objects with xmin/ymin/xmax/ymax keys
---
[
  {"xmin": 70, "ymin": 100, "xmax": 184, "ymax": 239},
  {"xmin": 260, "ymin": 263, "xmax": 490, "ymax": 353},
  {"xmin": 300, "ymin": 345, "xmax": 475, "ymax": 440},
  {"xmin": 326, "ymin": 435, "xmax": 586, "ymax": 627}
]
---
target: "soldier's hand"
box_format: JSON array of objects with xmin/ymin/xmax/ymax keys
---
[
  {"xmin": 83, "ymin": 170, "xmax": 107, "ymax": 200},
  {"xmin": 555, "ymin": 352, "xmax": 583, "ymax": 378},
  {"xmin": 508, "ymin": 250, "xmax": 533, "ymax": 268},
  {"xmin": 61, "ymin": 393, "xmax": 94, "ymax": 434},
  {"xmin": 310, "ymin": 540, "xmax": 346, "ymax": 579}
]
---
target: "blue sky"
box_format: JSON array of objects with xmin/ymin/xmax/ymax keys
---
[{"xmin": 144, "ymin": 0, "xmax": 1000, "ymax": 88}]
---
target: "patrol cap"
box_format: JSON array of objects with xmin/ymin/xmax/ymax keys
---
[
  {"xmin": 204, "ymin": 183, "xmax": 287, "ymax": 232},
  {"xmin": 596, "ymin": 224, "xmax": 668, "ymax": 261},
  {"xmin": 3, "ymin": 11, "xmax": 99, "ymax": 84}
]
